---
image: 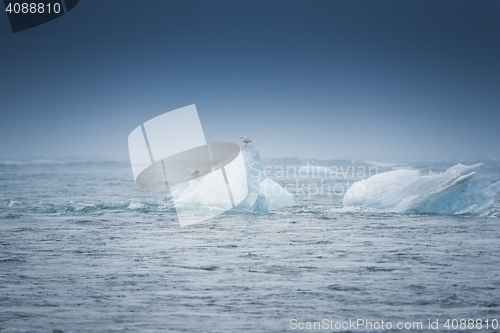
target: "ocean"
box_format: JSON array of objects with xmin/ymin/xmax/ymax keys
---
[{"xmin": 1, "ymin": 158, "xmax": 499, "ymax": 332}]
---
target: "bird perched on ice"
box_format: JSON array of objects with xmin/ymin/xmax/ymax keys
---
[
  {"xmin": 240, "ymin": 136, "xmax": 255, "ymax": 147},
  {"xmin": 188, "ymin": 169, "xmax": 202, "ymax": 178}
]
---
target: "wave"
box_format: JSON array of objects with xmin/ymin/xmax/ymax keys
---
[
  {"xmin": 343, "ymin": 163, "xmax": 500, "ymax": 216},
  {"xmin": 6, "ymin": 200, "xmax": 175, "ymax": 216}
]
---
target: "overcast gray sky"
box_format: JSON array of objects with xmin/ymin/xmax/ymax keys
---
[{"xmin": 1, "ymin": 0, "xmax": 499, "ymax": 161}]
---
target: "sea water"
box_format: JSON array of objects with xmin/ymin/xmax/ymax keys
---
[{"xmin": 1, "ymin": 158, "xmax": 499, "ymax": 332}]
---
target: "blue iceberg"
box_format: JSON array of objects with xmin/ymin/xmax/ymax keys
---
[
  {"xmin": 235, "ymin": 146, "xmax": 296, "ymax": 213},
  {"xmin": 343, "ymin": 163, "xmax": 500, "ymax": 216},
  {"xmin": 235, "ymin": 145, "xmax": 268, "ymax": 212}
]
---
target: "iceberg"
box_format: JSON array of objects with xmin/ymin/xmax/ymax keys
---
[
  {"xmin": 129, "ymin": 105, "xmax": 251, "ymax": 226},
  {"xmin": 248, "ymin": 193, "xmax": 271, "ymax": 213},
  {"xmin": 236, "ymin": 145, "xmax": 264, "ymax": 211},
  {"xmin": 158, "ymin": 143, "xmax": 296, "ymax": 218},
  {"xmin": 259, "ymin": 178, "xmax": 296, "ymax": 208},
  {"xmin": 235, "ymin": 146, "xmax": 297, "ymax": 212},
  {"xmin": 343, "ymin": 163, "xmax": 500, "ymax": 216}
]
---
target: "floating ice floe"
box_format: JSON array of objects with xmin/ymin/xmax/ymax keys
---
[
  {"xmin": 129, "ymin": 105, "xmax": 297, "ymax": 226},
  {"xmin": 259, "ymin": 178, "xmax": 295, "ymax": 208},
  {"xmin": 128, "ymin": 105, "xmax": 250, "ymax": 226},
  {"xmin": 342, "ymin": 163, "xmax": 500, "ymax": 216},
  {"xmin": 238, "ymin": 146, "xmax": 296, "ymax": 211},
  {"xmin": 174, "ymin": 145, "xmax": 297, "ymax": 216}
]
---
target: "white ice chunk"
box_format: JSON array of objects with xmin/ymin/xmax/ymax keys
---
[
  {"xmin": 171, "ymin": 169, "xmax": 233, "ymax": 226},
  {"xmin": 259, "ymin": 178, "xmax": 296, "ymax": 208},
  {"xmin": 343, "ymin": 163, "xmax": 500, "ymax": 216},
  {"xmin": 224, "ymin": 151, "xmax": 249, "ymax": 205}
]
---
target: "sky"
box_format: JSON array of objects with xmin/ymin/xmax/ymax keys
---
[{"xmin": 0, "ymin": 0, "xmax": 499, "ymax": 161}]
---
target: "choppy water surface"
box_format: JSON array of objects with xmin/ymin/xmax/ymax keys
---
[{"xmin": 1, "ymin": 159, "xmax": 499, "ymax": 332}]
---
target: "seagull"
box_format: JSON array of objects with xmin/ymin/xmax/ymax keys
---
[
  {"xmin": 188, "ymin": 169, "xmax": 202, "ymax": 178},
  {"xmin": 240, "ymin": 136, "xmax": 255, "ymax": 147}
]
